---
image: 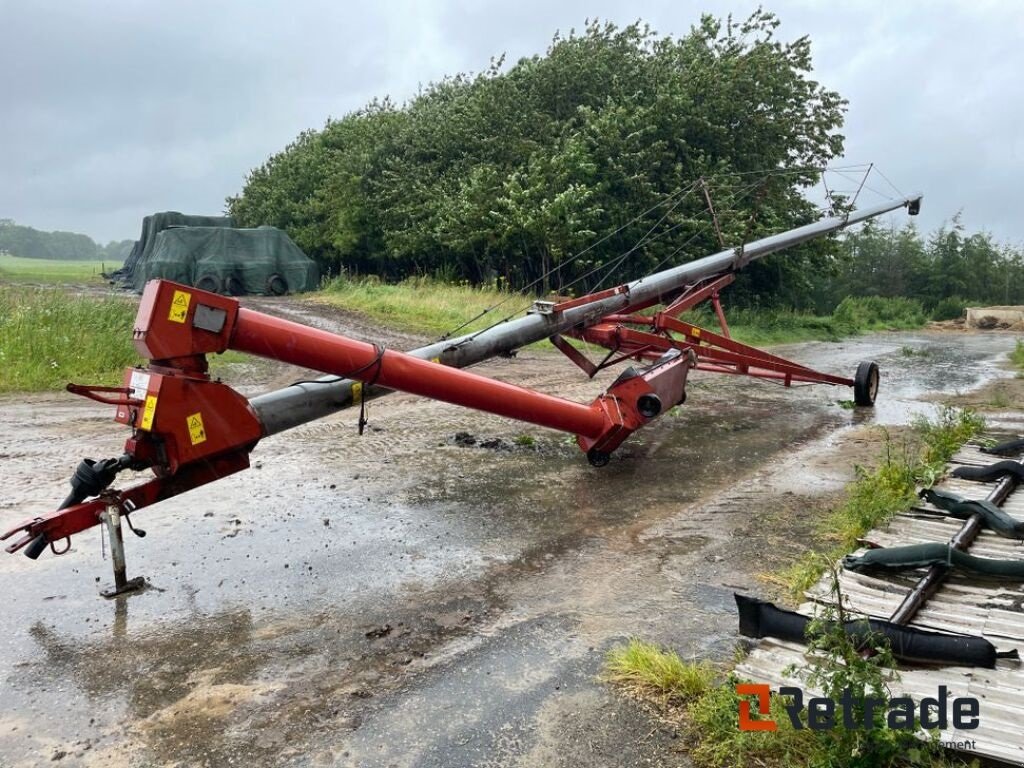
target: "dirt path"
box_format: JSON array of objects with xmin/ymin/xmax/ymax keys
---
[{"xmin": 0, "ymin": 302, "xmax": 1021, "ymax": 767}]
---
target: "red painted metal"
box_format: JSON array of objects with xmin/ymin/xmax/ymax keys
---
[
  {"xmin": 133, "ymin": 280, "xmax": 695, "ymax": 458},
  {"xmin": 2, "ymin": 452, "xmax": 250, "ymax": 554},
  {"xmin": 111, "ymin": 370, "xmax": 264, "ymax": 475},
  {"xmin": 551, "ymin": 285, "xmax": 629, "ymax": 313},
  {"xmin": 231, "ymin": 308, "xmax": 610, "ymax": 439},
  {"xmin": 661, "ymin": 274, "xmax": 736, "ymax": 317},
  {"xmin": 652, "ymin": 315, "xmax": 853, "ymax": 386},
  {"xmin": 1, "ymin": 263, "xmax": 865, "ymax": 561},
  {"xmin": 549, "ymin": 334, "xmax": 599, "ymax": 378},
  {"xmin": 711, "ymin": 292, "xmax": 730, "ymax": 338},
  {"xmin": 575, "ymin": 318, "xmax": 852, "ymax": 389}
]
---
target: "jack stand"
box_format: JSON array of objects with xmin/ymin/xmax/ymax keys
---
[{"xmin": 99, "ymin": 503, "xmax": 145, "ymax": 598}]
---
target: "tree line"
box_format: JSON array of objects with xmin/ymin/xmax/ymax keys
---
[
  {"xmin": 0, "ymin": 219, "xmax": 132, "ymax": 262},
  {"xmin": 228, "ymin": 11, "xmax": 1021, "ymax": 317},
  {"xmin": 827, "ymin": 218, "xmax": 1024, "ymax": 319},
  {"xmin": 227, "ymin": 12, "xmax": 848, "ymax": 307}
]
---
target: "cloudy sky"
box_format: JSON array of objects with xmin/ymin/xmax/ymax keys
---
[{"xmin": 2, "ymin": 0, "xmax": 1021, "ymax": 245}]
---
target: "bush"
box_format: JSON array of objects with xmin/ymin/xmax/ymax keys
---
[
  {"xmin": 930, "ymin": 296, "xmax": 967, "ymax": 322},
  {"xmin": 831, "ymin": 296, "xmax": 926, "ymax": 334}
]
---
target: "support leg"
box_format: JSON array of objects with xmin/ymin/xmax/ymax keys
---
[{"xmin": 99, "ymin": 503, "xmax": 145, "ymax": 598}]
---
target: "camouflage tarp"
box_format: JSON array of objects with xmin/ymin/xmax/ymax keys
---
[
  {"xmin": 111, "ymin": 212, "xmax": 318, "ymax": 295},
  {"xmin": 131, "ymin": 225, "xmax": 318, "ymax": 294},
  {"xmin": 109, "ymin": 211, "xmax": 234, "ymax": 287}
]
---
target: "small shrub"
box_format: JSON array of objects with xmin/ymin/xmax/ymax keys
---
[
  {"xmin": 832, "ymin": 296, "xmax": 926, "ymax": 334},
  {"xmin": 930, "ymin": 296, "xmax": 967, "ymax": 322}
]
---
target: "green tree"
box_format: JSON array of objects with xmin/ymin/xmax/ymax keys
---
[{"xmin": 228, "ymin": 11, "xmax": 847, "ymax": 303}]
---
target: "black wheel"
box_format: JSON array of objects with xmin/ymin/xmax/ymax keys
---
[
  {"xmin": 853, "ymin": 361, "xmax": 880, "ymax": 407},
  {"xmin": 225, "ymin": 275, "xmax": 244, "ymax": 296},
  {"xmin": 266, "ymin": 274, "xmax": 287, "ymax": 296},
  {"xmin": 587, "ymin": 449, "xmax": 610, "ymax": 467},
  {"xmin": 195, "ymin": 274, "xmax": 222, "ymax": 294}
]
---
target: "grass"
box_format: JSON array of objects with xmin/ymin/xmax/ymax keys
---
[
  {"xmin": 0, "ymin": 286, "xmax": 140, "ymax": 392},
  {"xmin": 606, "ymin": 619, "xmax": 961, "ymax": 767},
  {"xmin": 773, "ymin": 406, "xmax": 985, "ymax": 601},
  {"xmin": 1012, "ymin": 339, "xmax": 1024, "ymax": 373},
  {"xmin": 0, "ymin": 286, "xmax": 246, "ymax": 393},
  {"xmin": 693, "ymin": 297, "xmax": 926, "ymax": 346},
  {"xmin": 318, "ymin": 275, "xmax": 513, "ymax": 337},
  {"xmin": 318, "ymin": 276, "xmax": 928, "ymax": 346},
  {"xmin": 605, "ymin": 639, "xmax": 716, "ymax": 702},
  {"xmin": 0, "ymin": 253, "xmax": 118, "ymax": 284},
  {"xmin": 603, "ymin": 641, "xmax": 838, "ymax": 767}
]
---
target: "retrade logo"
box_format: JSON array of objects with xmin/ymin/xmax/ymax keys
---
[
  {"xmin": 736, "ymin": 684, "xmax": 980, "ymax": 735},
  {"xmin": 736, "ymin": 683, "xmax": 777, "ymax": 731}
]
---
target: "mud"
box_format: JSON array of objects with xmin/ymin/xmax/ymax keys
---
[{"xmin": 1, "ymin": 308, "xmax": 1022, "ymax": 767}]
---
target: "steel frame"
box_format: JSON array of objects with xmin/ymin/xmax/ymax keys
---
[{"xmin": 554, "ymin": 276, "xmax": 852, "ymax": 389}]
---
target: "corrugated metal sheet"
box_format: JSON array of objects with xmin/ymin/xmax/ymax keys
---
[{"xmin": 737, "ymin": 441, "xmax": 1024, "ymax": 764}]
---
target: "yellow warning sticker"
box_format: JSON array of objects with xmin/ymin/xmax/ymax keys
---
[
  {"xmin": 691, "ymin": 327, "xmax": 701, "ymax": 338},
  {"xmin": 168, "ymin": 290, "xmax": 191, "ymax": 323},
  {"xmin": 351, "ymin": 382, "xmax": 363, "ymax": 404},
  {"xmin": 140, "ymin": 395, "xmax": 158, "ymax": 430},
  {"xmin": 187, "ymin": 412, "xmax": 207, "ymax": 445}
]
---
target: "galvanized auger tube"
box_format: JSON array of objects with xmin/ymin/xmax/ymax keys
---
[{"xmin": 250, "ymin": 194, "xmax": 921, "ymax": 436}]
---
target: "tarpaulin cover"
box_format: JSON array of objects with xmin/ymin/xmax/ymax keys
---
[
  {"xmin": 951, "ymin": 460, "xmax": 1024, "ymax": 483},
  {"xmin": 844, "ymin": 543, "xmax": 1024, "ymax": 578},
  {"xmin": 981, "ymin": 437, "xmax": 1024, "ymax": 457},
  {"xmin": 110, "ymin": 212, "xmax": 319, "ymax": 295},
  {"xmin": 110, "ymin": 212, "xmax": 235, "ymax": 288},
  {"xmin": 131, "ymin": 226, "xmax": 318, "ymax": 294},
  {"xmin": 735, "ymin": 594, "xmax": 1016, "ymax": 668},
  {"xmin": 919, "ymin": 487, "xmax": 1024, "ymax": 540}
]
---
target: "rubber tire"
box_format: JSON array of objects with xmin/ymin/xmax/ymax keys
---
[
  {"xmin": 854, "ymin": 361, "xmax": 880, "ymax": 407},
  {"xmin": 225, "ymin": 275, "xmax": 244, "ymax": 296},
  {"xmin": 195, "ymin": 274, "xmax": 222, "ymax": 294},
  {"xmin": 266, "ymin": 274, "xmax": 287, "ymax": 296}
]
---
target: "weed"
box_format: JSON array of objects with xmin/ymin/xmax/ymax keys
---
[
  {"xmin": 513, "ymin": 434, "xmax": 536, "ymax": 448},
  {"xmin": 1011, "ymin": 339, "xmax": 1024, "ymax": 372},
  {"xmin": 604, "ymin": 639, "xmax": 715, "ymax": 703},
  {"xmin": 605, "ymin": 571, "xmax": 963, "ymax": 767},
  {"xmin": 900, "ymin": 345, "xmax": 931, "ymax": 358},
  {"xmin": 775, "ymin": 408, "xmax": 984, "ymax": 601}
]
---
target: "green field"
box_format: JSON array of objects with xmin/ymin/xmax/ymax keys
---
[{"xmin": 0, "ymin": 253, "xmax": 119, "ymax": 283}]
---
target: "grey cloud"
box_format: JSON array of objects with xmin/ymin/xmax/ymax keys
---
[{"xmin": 1, "ymin": 0, "xmax": 1021, "ymax": 245}]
